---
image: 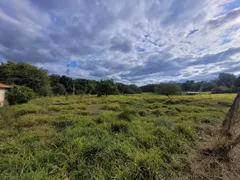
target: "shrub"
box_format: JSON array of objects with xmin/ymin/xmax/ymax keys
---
[{"xmin": 7, "ymin": 86, "xmax": 35, "ymax": 105}]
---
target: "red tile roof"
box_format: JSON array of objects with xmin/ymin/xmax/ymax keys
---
[{"xmin": 0, "ymin": 83, "xmax": 12, "ymax": 89}]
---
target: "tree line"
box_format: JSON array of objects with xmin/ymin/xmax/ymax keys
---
[
  {"xmin": 0, "ymin": 61, "xmax": 142, "ymax": 98},
  {"xmin": 141, "ymin": 73, "xmax": 240, "ymax": 94},
  {"xmin": 1, "ymin": 61, "xmax": 240, "ymax": 100}
]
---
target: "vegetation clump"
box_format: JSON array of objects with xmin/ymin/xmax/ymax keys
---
[{"xmin": 7, "ymin": 85, "xmax": 36, "ymax": 105}]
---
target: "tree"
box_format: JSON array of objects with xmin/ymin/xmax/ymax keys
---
[
  {"xmin": 235, "ymin": 76, "xmax": 240, "ymax": 88},
  {"xmin": 129, "ymin": 84, "xmax": 142, "ymax": 94},
  {"xmin": 49, "ymin": 74, "xmax": 61, "ymax": 87},
  {"xmin": 59, "ymin": 76, "xmax": 74, "ymax": 94},
  {"xmin": 117, "ymin": 83, "xmax": 130, "ymax": 94},
  {"xmin": 217, "ymin": 73, "xmax": 237, "ymax": 88},
  {"xmin": 201, "ymin": 81, "xmax": 218, "ymax": 91},
  {"xmin": 74, "ymin": 78, "xmax": 88, "ymax": 94},
  {"xmin": 52, "ymin": 83, "xmax": 66, "ymax": 95},
  {"xmin": 141, "ymin": 84, "xmax": 157, "ymax": 92},
  {"xmin": 202, "ymin": 89, "xmax": 240, "ymax": 160},
  {"xmin": 155, "ymin": 83, "xmax": 182, "ymax": 97},
  {"xmin": 96, "ymin": 80, "xmax": 118, "ymax": 96},
  {"xmin": 181, "ymin": 80, "xmax": 195, "ymax": 91},
  {"xmin": 0, "ymin": 61, "xmax": 51, "ymax": 96},
  {"xmin": 211, "ymin": 86, "xmax": 229, "ymax": 94},
  {"xmin": 117, "ymin": 83, "xmax": 142, "ymax": 94},
  {"xmin": 7, "ymin": 85, "xmax": 36, "ymax": 105},
  {"xmin": 87, "ymin": 80, "xmax": 97, "ymax": 94},
  {"xmin": 49, "ymin": 74, "xmax": 64, "ymax": 95}
]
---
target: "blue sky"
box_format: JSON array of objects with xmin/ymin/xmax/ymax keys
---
[{"xmin": 0, "ymin": 0, "xmax": 240, "ymax": 85}]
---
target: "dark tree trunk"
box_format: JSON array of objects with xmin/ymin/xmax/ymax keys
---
[
  {"xmin": 201, "ymin": 89, "xmax": 240, "ymax": 160},
  {"xmin": 221, "ymin": 89, "xmax": 240, "ymax": 136}
]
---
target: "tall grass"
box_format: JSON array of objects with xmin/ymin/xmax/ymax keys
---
[{"xmin": 0, "ymin": 93, "xmax": 236, "ymax": 179}]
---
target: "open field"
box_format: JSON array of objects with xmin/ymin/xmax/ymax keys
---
[{"xmin": 0, "ymin": 93, "xmax": 238, "ymax": 179}]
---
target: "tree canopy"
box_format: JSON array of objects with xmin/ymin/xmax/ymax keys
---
[
  {"xmin": 0, "ymin": 61, "xmax": 51, "ymax": 96},
  {"xmin": 155, "ymin": 83, "xmax": 182, "ymax": 97},
  {"xmin": 96, "ymin": 80, "xmax": 118, "ymax": 96},
  {"xmin": 217, "ymin": 73, "xmax": 237, "ymax": 88}
]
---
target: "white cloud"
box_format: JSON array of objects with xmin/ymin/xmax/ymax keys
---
[{"xmin": 0, "ymin": 0, "xmax": 239, "ymax": 84}]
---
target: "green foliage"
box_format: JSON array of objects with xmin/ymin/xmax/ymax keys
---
[
  {"xmin": 101, "ymin": 103, "xmax": 121, "ymax": 111},
  {"xmin": 211, "ymin": 86, "xmax": 237, "ymax": 94},
  {"xmin": 155, "ymin": 83, "xmax": 182, "ymax": 97},
  {"xmin": 50, "ymin": 74, "xmax": 98, "ymax": 95},
  {"xmin": 7, "ymin": 86, "xmax": 36, "ymax": 105},
  {"xmin": 117, "ymin": 83, "xmax": 142, "ymax": 94},
  {"xmin": 96, "ymin": 80, "xmax": 118, "ymax": 96},
  {"xmin": 118, "ymin": 107, "xmax": 138, "ymax": 121},
  {"xmin": 138, "ymin": 110, "xmax": 149, "ymax": 116},
  {"xmin": 59, "ymin": 75, "xmax": 74, "ymax": 94},
  {"xmin": 235, "ymin": 76, "xmax": 240, "ymax": 88},
  {"xmin": 110, "ymin": 121, "xmax": 129, "ymax": 133},
  {"xmin": 140, "ymin": 84, "xmax": 157, "ymax": 92},
  {"xmin": 0, "ymin": 61, "xmax": 51, "ymax": 96},
  {"xmin": 152, "ymin": 108, "xmax": 165, "ymax": 116},
  {"xmin": 0, "ymin": 93, "xmax": 236, "ymax": 179},
  {"xmin": 12, "ymin": 104, "xmax": 41, "ymax": 118},
  {"xmin": 52, "ymin": 83, "xmax": 66, "ymax": 95},
  {"xmin": 217, "ymin": 73, "xmax": 237, "ymax": 88},
  {"xmin": 49, "ymin": 74, "xmax": 66, "ymax": 95},
  {"xmin": 140, "ymin": 73, "xmax": 239, "ymax": 94}
]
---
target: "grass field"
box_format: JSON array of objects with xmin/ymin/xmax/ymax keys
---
[{"xmin": 0, "ymin": 93, "xmax": 238, "ymax": 179}]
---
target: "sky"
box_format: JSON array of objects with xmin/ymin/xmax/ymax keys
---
[{"xmin": 0, "ymin": 0, "xmax": 240, "ymax": 85}]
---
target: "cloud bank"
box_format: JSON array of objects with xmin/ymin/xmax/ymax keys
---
[{"xmin": 0, "ymin": 0, "xmax": 240, "ymax": 85}]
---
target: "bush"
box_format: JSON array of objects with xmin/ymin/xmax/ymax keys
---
[
  {"xmin": 7, "ymin": 86, "xmax": 35, "ymax": 105},
  {"xmin": 0, "ymin": 61, "xmax": 52, "ymax": 96}
]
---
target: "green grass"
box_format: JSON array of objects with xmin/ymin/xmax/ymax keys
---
[{"xmin": 0, "ymin": 93, "xmax": 236, "ymax": 179}]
